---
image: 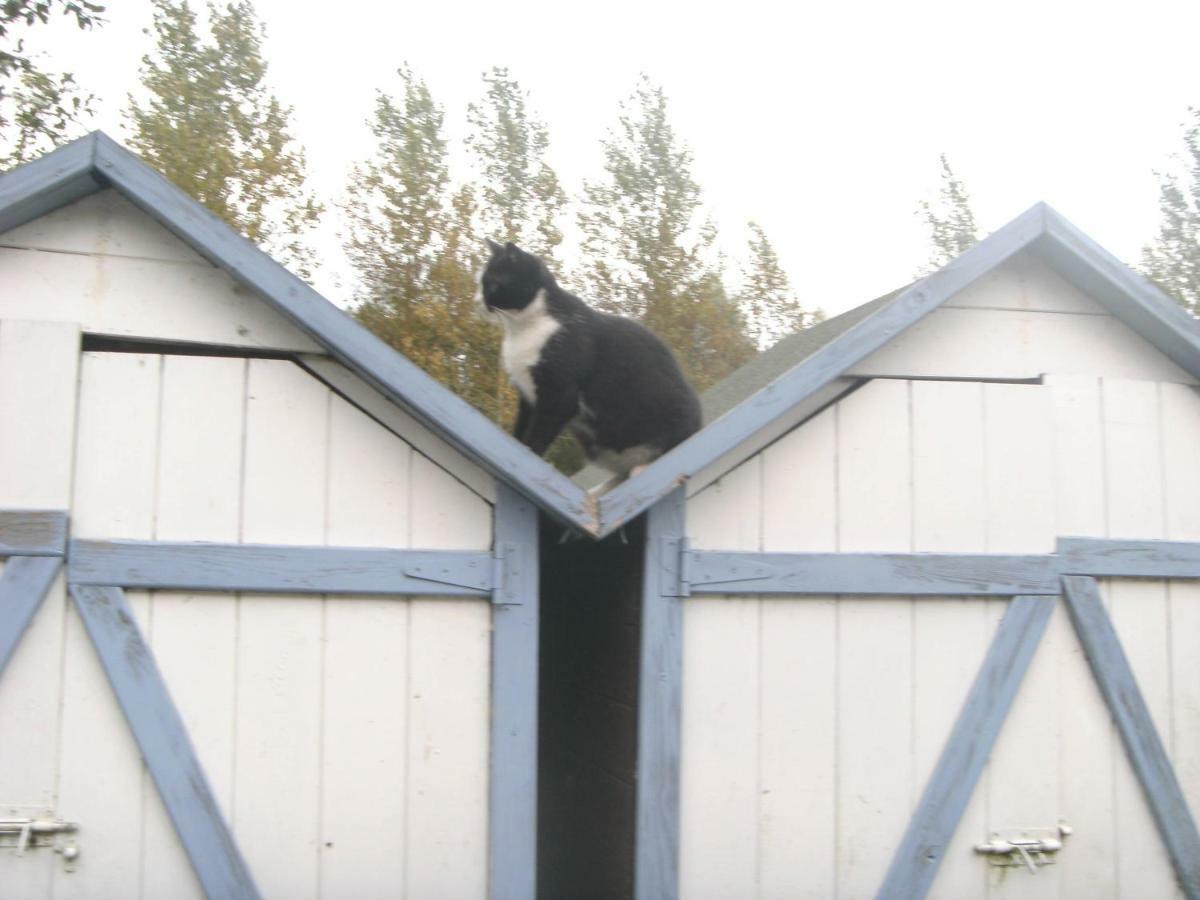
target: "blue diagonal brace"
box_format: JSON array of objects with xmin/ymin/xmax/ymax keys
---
[
  {"xmin": 69, "ymin": 584, "xmax": 262, "ymax": 900},
  {"xmin": 0, "ymin": 556, "xmax": 63, "ymax": 675},
  {"xmin": 1062, "ymin": 575, "xmax": 1200, "ymax": 899},
  {"xmin": 877, "ymin": 594, "xmax": 1056, "ymax": 899}
]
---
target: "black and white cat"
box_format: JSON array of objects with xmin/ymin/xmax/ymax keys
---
[{"xmin": 477, "ymin": 239, "xmax": 701, "ymax": 478}]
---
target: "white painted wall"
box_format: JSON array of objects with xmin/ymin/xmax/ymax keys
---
[
  {"xmin": 0, "ymin": 188, "xmax": 503, "ymax": 898},
  {"xmin": 682, "ymin": 369, "xmax": 1200, "ymax": 898}
]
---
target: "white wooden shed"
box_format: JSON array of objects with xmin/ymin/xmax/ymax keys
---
[
  {"xmin": 5, "ymin": 133, "xmax": 1200, "ymax": 900},
  {"xmin": 0, "ymin": 133, "xmax": 569, "ymax": 900}
]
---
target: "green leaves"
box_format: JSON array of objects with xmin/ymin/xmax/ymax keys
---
[
  {"xmin": 125, "ymin": 0, "xmax": 321, "ymax": 280},
  {"xmin": 916, "ymin": 153, "xmax": 979, "ymax": 276},
  {"xmin": 1142, "ymin": 108, "xmax": 1200, "ymax": 317}
]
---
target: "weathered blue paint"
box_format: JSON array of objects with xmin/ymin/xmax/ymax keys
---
[
  {"xmin": 1061, "ymin": 575, "xmax": 1200, "ymax": 898},
  {"xmin": 1039, "ymin": 210, "xmax": 1200, "ymax": 382},
  {"xmin": 0, "ymin": 509, "xmax": 68, "ymax": 557},
  {"xmin": 0, "ymin": 133, "xmax": 99, "ymax": 235},
  {"xmin": 68, "ymin": 539, "xmax": 493, "ymax": 596},
  {"xmin": 69, "ymin": 584, "xmax": 262, "ymax": 900},
  {"xmin": 635, "ymin": 488, "xmax": 687, "ymax": 900},
  {"xmin": 682, "ymin": 550, "xmax": 1060, "ymax": 596},
  {"xmin": 0, "ymin": 556, "xmax": 62, "ymax": 675},
  {"xmin": 489, "ymin": 484, "xmax": 539, "ymax": 899},
  {"xmin": 1059, "ymin": 537, "xmax": 1200, "ymax": 579},
  {"xmin": 876, "ymin": 595, "xmax": 1056, "ymax": 900}
]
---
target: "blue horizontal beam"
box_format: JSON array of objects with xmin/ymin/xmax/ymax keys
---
[
  {"xmin": 0, "ymin": 556, "xmax": 62, "ymax": 675},
  {"xmin": 70, "ymin": 585, "xmax": 262, "ymax": 899},
  {"xmin": 1061, "ymin": 576, "xmax": 1200, "ymax": 898},
  {"xmin": 0, "ymin": 510, "xmax": 68, "ymax": 557},
  {"xmin": 69, "ymin": 540, "xmax": 493, "ymax": 596},
  {"xmin": 685, "ymin": 551, "xmax": 1061, "ymax": 596},
  {"xmin": 1059, "ymin": 538, "xmax": 1200, "ymax": 579},
  {"xmin": 877, "ymin": 595, "xmax": 1055, "ymax": 899}
]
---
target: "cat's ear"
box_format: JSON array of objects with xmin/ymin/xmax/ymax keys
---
[
  {"xmin": 485, "ymin": 237, "xmax": 503, "ymax": 255},
  {"xmin": 504, "ymin": 241, "xmax": 519, "ymax": 257}
]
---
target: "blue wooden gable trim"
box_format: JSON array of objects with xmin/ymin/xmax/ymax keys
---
[
  {"xmin": 7, "ymin": 137, "xmax": 1199, "ymax": 537},
  {"xmin": 69, "ymin": 583, "xmax": 263, "ymax": 900},
  {"xmin": 1062, "ymin": 576, "xmax": 1200, "ymax": 898}
]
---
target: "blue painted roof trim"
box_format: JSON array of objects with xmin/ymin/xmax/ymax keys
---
[
  {"xmin": 5, "ymin": 137, "xmax": 1199, "ymax": 538},
  {"xmin": 596, "ymin": 203, "xmax": 1200, "ymax": 534},
  {"xmin": 0, "ymin": 133, "xmax": 594, "ymax": 531}
]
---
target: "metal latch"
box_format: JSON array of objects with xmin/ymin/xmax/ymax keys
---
[
  {"xmin": 975, "ymin": 823, "xmax": 1072, "ymax": 873},
  {"xmin": 0, "ymin": 810, "xmax": 79, "ymax": 871}
]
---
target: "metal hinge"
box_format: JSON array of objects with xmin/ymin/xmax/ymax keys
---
[
  {"xmin": 659, "ymin": 538, "xmax": 779, "ymax": 597},
  {"xmin": 0, "ymin": 809, "xmax": 79, "ymax": 871},
  {"xmin": 491, "ymin": 542, "xmax": 526, "ymax": 607}
]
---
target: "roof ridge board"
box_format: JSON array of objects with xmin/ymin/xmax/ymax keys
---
[
  {"xmin": 54, "ymin": 133, "xmax": 594, "ymax": 532},
  {"xmin": 594, "ymin": 202, "xmax": 1051, "ymax": 537},
  {"xmin": 0, "ymin": 132, "xmax": 102, "ymax": 236}
]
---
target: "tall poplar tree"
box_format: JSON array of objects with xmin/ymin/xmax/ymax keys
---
[
  {"xmin": 1142, "ymin": 108, "xmax": 1200, "ymax": 316},
  {"xmin": 737, "ymin": 221, "xmax": 822, "ymax": 350},
  {"xmin": 1, "ymin": 1, "xmax": 105, "ymax": 166},
  {"xmin": 126, "ymin": 0, "xmax": 321, "ymax": 278},
  {"xmin": 578, "ymin": 76, "xmax": 754, "ymax": 391},
  {"xmin": 344, "ymin": 66, "xmax": 512, "ymax": 424},
  {"xmin": 466, "ymin": 66, "xmax": 566, "ymax": 264},
  {"xmin": 917, "ymin": 153, "xmax": 979, "ymax": 275}
]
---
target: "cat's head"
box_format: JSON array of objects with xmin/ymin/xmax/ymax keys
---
[{"xmin": 477, "ymin": 239, "xmax": 550, "ymax": 313}]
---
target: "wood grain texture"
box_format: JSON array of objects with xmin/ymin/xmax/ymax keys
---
[
  {"xmin": 0, "ymin": 556, "xmax": 62, "ymax": 673},
  {"xmin": 0, "ymin": 510, "xmax": 67, "ymax": 556}
]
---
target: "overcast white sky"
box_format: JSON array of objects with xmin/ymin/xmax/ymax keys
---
[{"xmin": 26, "ymin": 0, "xmax": 1200, "ymax": 317}]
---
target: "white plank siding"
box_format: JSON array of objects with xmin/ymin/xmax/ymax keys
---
[
  {"xmin": 0, "ymin": 321, "xmax": 80, "ymax": 897},
  {"xmin": 0, "ymin": 190, "xmax": 320, "ymax": 351},
  {"xmin": 683, "ymin": 370, "xmax": 1200, "ymax": 898},
  {"xmin": 852, "ymin": 258, "xmax": 1198, "ymax": 384},
  {"xmin": 18, "ymin": 352, "xmax": 493, "ymax": 899}
]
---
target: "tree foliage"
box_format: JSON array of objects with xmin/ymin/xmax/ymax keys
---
[
  {"xmin": 1142, "ymin": 108, "xmax": 1200, "ymax": 316},
  {"xmin": 737, "ymin": 221, "xmax": 822, "ymax": 350},
  {"xmin": 917, "ymin": 153, "xmax": 979, "ymax": 275},
  {"xmin": 126, "ymin": 0, "xmax": 321, "ymax": 278},
  {"xmin": 344, "ymin": 66, "xmax": 514, "ymax": 426},
  {"xmin": 466, "ymin": 66, "xmax": 566, "ymax": 263},
  {"xmin": 0, "ymin": 0, "xmax": 104, "ymax": 166},
  {"xmin": 577, "ymin": 76, "xmax": 755, "ymax": 391}
]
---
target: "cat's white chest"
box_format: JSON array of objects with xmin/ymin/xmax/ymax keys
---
[{"xmin": 499, "ymin": 290, "xmax": 561, "ymax": 402}]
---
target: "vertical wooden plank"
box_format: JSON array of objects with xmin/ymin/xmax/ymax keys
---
[
  {"xmin": 142, "ymin": 356, "xmax": 245, "ymax": 900},
  {"xmin": 1101, "ymin": 378, "xmax": 1178, "ymax": 899},
  {"xmin": 406, "ymin": 453, "xmax": 491, "ymax": 899},
  {"xmin": 0, "ymin": 320, "xmax": 80, "ymax": 897},
  {"xmin": 980, "ymin": 383, "xmax": 1060, "ymax": 900},
  {"xmin": 1162, "ymin": 384, "xmax": 1200, "ymax": 826},
  {"xmin": 679, "ymin": 459, "xmax": 762, "ymax": 898},
  {"xmin": 908, "ymin": 381, "xmax": 990, "ymax": 900},
  {"xmin": 56, "ymin": 351, "xmax": 161, "ymax": 900},
  {"xmin": 636, "ymin": 488, "xmax": 686, "ymax": 900},
  {"xmin": 1063, "ymin": 576, "xmax": 1200, "ymax": 899},
  {"xmin": 1046, "ymin": 372, "xmax": 1118, "ymax": 898},
  {"xmin": 321, "ymin": 393, "xmax": 412, "ymax": 900},
  {"xmin": 757, "ymin": 407, "xmax": 837, "ymax": 898},
  {"xmin": 236, "ymin": 359, "xmax": 326, "ymax": 900},
  {"xmin": 0, "ymin": 319, "xmax": 80, "ymax": 508},
  {"xmin": 491, "ymin": 484, "xmax": 538, "ymax": 900},
  {"xmin": 835, "ymin": 378, "xmax": 913, "ymax": 899}
]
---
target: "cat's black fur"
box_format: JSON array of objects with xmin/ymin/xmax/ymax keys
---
[{"xmin": 478, "ymin": 239, "xmax": 702, "ymax": 477}]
